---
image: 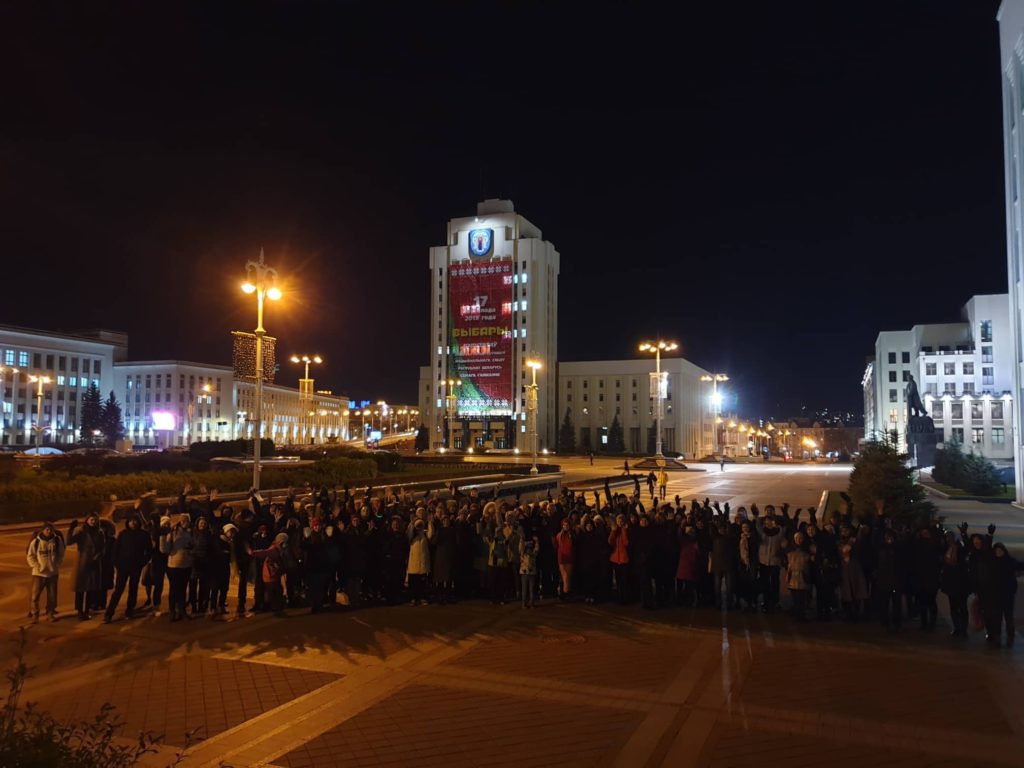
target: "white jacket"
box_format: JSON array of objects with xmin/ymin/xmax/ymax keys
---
[
  {"xmin": 406, "ymin": 520, "xmax": 434, "ymax": 575},
  {"xmin": 27, "ymin": 534, "xmax": 65, "ymax": 577}
]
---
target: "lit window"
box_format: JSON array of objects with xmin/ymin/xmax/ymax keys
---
[
  {"xmin": 521, "ymin": 273, "xmax": 528, "ymax": 284},
  {"xmin": 57, "ymin": 375, "xmax": 65, "ymax": 386},
  {"xmin": 18, "ymin": 351, "xmax": 28, "ymax": 367},
  {"xmin": 69, "ymin": 377, "xmax": 77, "ymax": 388},
  {"xmin": 521, "ymin": 300, "xmax": 528, "ymax": 311},
  {"xmin": 3, "ymin": 350, "xmax": 13, "ymax": 365}
]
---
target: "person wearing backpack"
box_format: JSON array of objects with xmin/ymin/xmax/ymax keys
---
[{"xmin": 251, "ymin": 532, "xmax": 289, "ymax": 617}]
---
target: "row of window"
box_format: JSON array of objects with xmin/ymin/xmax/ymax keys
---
[
  {"xmin": 2, "ymin": 350, "xmax": 101, "ymax": 375},
  {"xmin": 566, "ymin": 379, "xmax": 641, "ymax": 389},
  {"xmin": 125, "ymin": 374, "xmax": 223, "ymax": 391},
  {"xmin": 921, "ymin": 362, "xmax": 994, "ymax": 378},
  {"xmin": 937, "ymin": 427, "xmax": 1005, "ymax": 445}
]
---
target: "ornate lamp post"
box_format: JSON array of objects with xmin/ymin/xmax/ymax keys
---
[
  {"xmin": 639, "ymin": 341, "xmax": 678, "ymax": 458},
  {"xmin": 27, "ymin": 374, "xmax": 51, "ymax": 466},
  {"xmin": 241, "ymin": 249, "xmax": 282, "ymax": 491},
  {"xmin": 526, "ymin": 359, "xmax": 542, "ymax": 474}
]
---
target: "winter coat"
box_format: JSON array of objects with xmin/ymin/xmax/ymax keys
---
[
  {"xmin": 160, "ymin": 528, "xmax": 194, "ymax": 569},
  {"xmin": 676, "ymin": 535, "xmax": 701, "ymax": 581},
  {"xmin": 67, "ymin": 521, "xmax": 105, "ymax": 593},
  {"xmin": 382, "ymin": 529, "xmax": 410, "ymax": 573},
  {"xmin": 519, "ymin": 540, "xmax": 538, "ymax": 575},
  {"xmin": 873, "ymin": 543, "xmax": 903, "ymax": 593},
  {"xmin": 406, "ymin": 520, "xmax": 434, "ymax": 575},
  {"xmin": 911, "ymin": 537, "xmax": 943, "ymax": 594},
  {"xmin": 756, "ymin": 522, "xmax": 784, "ymax": 567},
  {"xmin": 554, "ymin": 530, "xmax": 575, "ymax": 565},
  {"xmin": 432, "ymin": 525, "xmax": 457, "ymax": 584},
  {"xmin": 839, "ymin": 548, "xmax": 868, "ymax": 602},
  {"xmin": 786, "ymin": 549, "xmax": 810, "ymax": 591},
  {"xmin": 190, "ymin": 527, "xmax": 215, "ymax": 571},
  {"xmin": 27, "ymin": 532, "xmax": 65, "ymax": 578},
  {"xmin": 113, "ymin": 526, "xmax": 152, "ymax": 573},
  {"xmin": 940, "ymin": 543, "xmax": 968, "ymax": 596},
  {"xmin": 608, "ymin": 527, "xmax": 630, "ymax": 565}
]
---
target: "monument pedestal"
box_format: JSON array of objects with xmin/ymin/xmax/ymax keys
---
[{"xmin": 906, "ymin": 415, "xmax": 937, "ymax": 469}]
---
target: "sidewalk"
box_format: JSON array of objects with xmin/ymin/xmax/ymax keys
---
[{"xmin": 5, "ymin": 597, "xmax": 1022, "ymax": 768}]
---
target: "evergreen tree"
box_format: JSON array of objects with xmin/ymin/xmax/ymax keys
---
[
  {"xmin": 99, "ymin": 391, "xmax": 125, "ymax": 447},
  {"xmin": 607, "ymin": 413, "xmax": 625, "ymax": 453},
  {"xmin": 80, "ymin": 384, "xmax": 104, "ymax": 445},
  {"xmin": 414, "ymin": 423, "xmax": 430, "ymax": 452},
  {"xmin": 848, "ymin": 440, "xmax": 935, "ymax": 526},
  {"xmin": 558, "ymin": 408, "xmax": 576, "ymax": 454}
]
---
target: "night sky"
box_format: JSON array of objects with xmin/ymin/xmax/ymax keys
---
[{"xmin": 0, "ymin": 1, "xmax": 1007, "ymax": 418}]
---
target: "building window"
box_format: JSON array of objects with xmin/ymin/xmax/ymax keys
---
[
  {"xmin": 69, "ymin": 377, "xmax": 77, "ymax": 388},
  {"xmin": 981, "ymin": 320, "xmax": 993, "ymax": 343},
  {"xmin": 582, "ymin": 381, "xmax": 588, "ymax": 389},
  {"xmin": 566, "ymin": 381, "xmax": 572, "ymax": 388},
  {"xmin": 889, "ymin": 389, "xmax": 898, "ymax": 403},
  {"xmin": 971, "ymin": 401, "xmax": 984, "ymax": 420},
  {"xmin": 944, "ymin": 382, "xmax": 956, "ymax": 393},
  {"xmin": 951, "ymin": 402, "xmax": 963, "ymax": 420},
  {"xmin": 567, "ymin": 394, "xmax": 572, "ymax": 402},
  {"xmin": 902, "ymin": 370, "xmax": 910, "ymax": 382},
  {"xmin": 632, "ymin": 393, "xmax": 637, "ymax": 401},
  {"xmin": 3, "ymin": 350, "xmax": 12, "ymax": 366},
  {"xmin": 952, "ymin": 427, "xmax": 964, "ymax": 443},
  {"xmin": 931, "ymin": 401, "xmax": 943, "ymax": 419},
  {"xmin": 18, "ymin": 352, "xmax": 29, "ymax": 367},
  {"xmin": 944, "ymin": 363, "xmax": 955, "ymax": 376},
  {"xmin": 901, "ymin": 351, "xmax": 910, "ymax": 363},
  {"xmin": 582, "ymin": 394, "xmax": 588, "ymax": 402},
  {"xmin": 56, "ymin": 375, "xmax": 65, "ymax": 386},
  {"xmin": 982, "ymin": 367, "xmax": 994, "ymax": 385},
  {"xmin": 925, "ymin": 363, "xmax": 936, "ymax": 376},
  {"xmin": 888, "ymin": 371, "xmax": 897, "ymax": 383},
  {"xmin": 45, "ymin": 354, "xmax": 54, "ymax": 370},
  {"xmin": 993, "ymin": 427, "xmax": 1005, "ymax": 445},
  {"xmin": 992, "ymin": 401, "xmax": 1004, "ymax": 420},
  {"xmin": 887, "ymin": 352, "xmax": 896, "ymax": 364},
  {"xmin": 888, "ymin": 408, "xmax": 898, "ymax": 424},
  {"xmin": 982, "ymin": 345, "xmax": 993, "ymax": 363},
  {"xmin": 963, "ymin": 383, "xmax": 975, "ymax": 394},
  {"xmin": 971, "ymin": 427, "xmax": 984, "ymax": 444},
  {"xmin": 963, "ymin": 362, "xmax": 974, "ymax": 376}
]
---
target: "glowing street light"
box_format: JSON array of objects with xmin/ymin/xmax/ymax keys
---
[
  {"xmin": 526, "ymin": 359, "xmax": 542, "ymax": 474},
  {"xmin": 241, "ymin": 248, "xmax": 282, "ymax": 491},
  {"xmin": 700, "ymin": 372, "xmax": 729, "ymax": 455},
  {"xmin": 638, "ymin": 340, "xmax": 678, "ymax": 458},
  {"xmin": 290, "ymin": 354, "xmax": 322, "ymax": 444}
]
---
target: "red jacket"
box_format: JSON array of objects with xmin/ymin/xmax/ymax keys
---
[
  {"xmin": 608, "ymin": 527, "xmax": 630, "ymax": 565},
  {"xmin": 555, "ymin": 530, "xmax": 575, "ymax": 565}
]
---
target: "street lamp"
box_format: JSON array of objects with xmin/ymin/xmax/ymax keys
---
[
  {"xmin": 446, "ymin": 379, "xmax": 461, "ymax": 450},
  {"xmin": 526, "ymin": 359, "xmax": 542, "ymax": 474},
  {"xmin": 639, "ymin": 341, "xmax": 678, "ymax": 458},
  {"xmin": 27, "ymin": 375, "xmax": 51, "ymax": 465},
  {"xmin": 0, "ymin": 366, "xmax": 18, "ymax": 448},
  {"xmin": 241, "ymin": 248, "xmax": 281, "ymax": 492},
  {"xmin": 290, "ymin": 354, "xmax": 322, "ymax": 444},
  {"xmin": 700, "ymin": 373, "xmax": 729, "ymax": 455}
]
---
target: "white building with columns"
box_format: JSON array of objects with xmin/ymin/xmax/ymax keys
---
[
  {"xmin": 114, "ymin": 361, "xmax": 349, "ymax": 448},
  {"xmin": 424, "ymin": 199, "xmax": 559, "ymax": 451},
  {"xmin": 865, "ymin": 294, "xmax": 1014, "ymax": 461}
]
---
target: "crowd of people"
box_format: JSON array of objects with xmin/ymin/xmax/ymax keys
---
[{"xmin": 23, "ymin": 479, "xmax": 1021, "ymax": 647}]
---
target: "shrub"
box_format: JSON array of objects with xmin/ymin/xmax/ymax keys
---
[
  {"xmin": 188, "ymin": 439, "xmax": 275, "ymax": 462},
  {"xmin": 932, "ymin": 440, "xmax": 1002, "ymax": 495},
  {"xmin": 0, "ymin": 629, "xmax": 178, "ymax": 768}
]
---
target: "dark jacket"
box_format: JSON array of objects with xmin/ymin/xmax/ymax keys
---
[
  {"xmin": 113, "ymin": 524, "xmax": 153, "ymax": 573},
  {"xmin": 67, "ymin": 520, "xmax": 106, "ymax": 593}
]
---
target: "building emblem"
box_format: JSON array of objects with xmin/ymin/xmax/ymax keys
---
[{"xmin": 468, "ymin": 228, "xmax": 493, "ymax": 258}]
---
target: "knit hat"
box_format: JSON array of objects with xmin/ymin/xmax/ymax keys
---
[
  {"xmin": 159, "ymin": 515, "xmax": 171, "ymax": 528},
  {"xmin": 274, "ymin": 532, "xmax": 289, "ymax": 546},
  {"xmin": 222, "ymin": 523, "xmax": 238, "ymax": 535}
]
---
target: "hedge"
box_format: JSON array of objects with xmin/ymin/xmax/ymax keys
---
[{"xmin": 0, "ymin": 456, "xmax": 378, "ymax": 506}]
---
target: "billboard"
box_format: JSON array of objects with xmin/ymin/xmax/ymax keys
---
[{"xmin": 448, "ymin": 257, "xmax": 513, "ymax": 415}]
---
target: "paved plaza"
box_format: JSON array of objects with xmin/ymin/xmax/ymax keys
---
[{"xmin": 1, "ymin": 464, "xmax": 1022, "ymax": 767}]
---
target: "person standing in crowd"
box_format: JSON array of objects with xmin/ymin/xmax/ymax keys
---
[
  {"xmin": 657, "ymin": 469, "xmax": 668, "ymax": 501},
  {"xmin": 940, "ymin": 529, "xmax": 968, "ymax": 638},
  {"xmin": 26, "ymin": 522, "xmax": 65, "ymax": 623},
  {"xmin": 382, "ymin": 516, "xmax": 410, "ymax": 605},
  {"xmin": 302, "ymin": 516, "xmax": 332, "ymax": 614},
  {"xmin": 211, "ymin": 523, "xmax": 237, "ymax": 615},
  {"xmin": 786, "ymin": 532, "xmax": 810, "ymax": 620},
  {"xmin": 143, "ymin": 512, "xmax": 171, "ymax": 616},
  {"xmin": 755, "ymin": 510, "xmax": 784, "ymax": 613},
  {"xmin": 103, "ymin": 513, "xmax": 152, "ymax": 623},
  {"xmin": 432, "ymin": 513, "xmax": 457, "ymax": 605},
  {"xmin": 985, "ymin": 543, "xmax": 1020, "ymax": 647},
  {"xmin": 554, "ymin": 517, "xmax": 575, "ymax": 600},
  {"xmin": 912, "ymin": 526, "xmax": 943, "ymax": 632},
  {"xmin": 609, "ymin": 513, "xmax": 631, "ymax": 604},
  {"xmin": 67, "ymin": 515, "xmax": 106, "ymax": 621},
  {"xmin": 874, "ymin": 528, "xmax": 904, "ymax": 632},
  {"xmin": 161, "ymin": 514, "xmax": 194, "ymax": 622},
  {"xmin": 251, "ymin": 532, "xmax": 289, "ymax": 616},
  {"xmin": 406, "ymin": 512, "xmax": 434, "ymax": 605},
  {"xmin": 520, "ymin": 535, "xmax": 539, "ymax": 608},
  {"xmin": 190, "ymin": 515, "xmax": 215, "ymax": 616}
]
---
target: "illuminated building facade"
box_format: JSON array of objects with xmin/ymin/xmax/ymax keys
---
[{"xmin": 425, "ymin": 199, "xmax": 560, "ymax": 450}]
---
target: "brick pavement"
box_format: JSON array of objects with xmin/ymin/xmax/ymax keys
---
[{"xmin": 5, "ymin": 599, "xmax": 1024, "ymax": 767}]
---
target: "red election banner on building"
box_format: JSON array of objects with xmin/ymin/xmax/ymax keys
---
[{"xmin": 447, "ymin": 258, "xmax": 514, "ymax": 415}]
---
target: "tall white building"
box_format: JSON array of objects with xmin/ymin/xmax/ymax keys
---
[
  {"xmin": 0, "ymin": 325, "xmax": 127, "ymax": 446},
  {"xmin": 557, "ymin": 358, "xmax": 711, "ymax": 458},
  {"xmin": 998, "ymin": 0, "xmax": 1024, "ymax": 500},
  {"xmin": 114, "ymin": 361, "xmax": 350, "ymax": 448},
  {"xmin": 425, "ymin": 199, "xmax": 559, "ymax": 451},
  {"xmin": 865, "ymin": 294, "xmax": 1014, "ymax": 460}
]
